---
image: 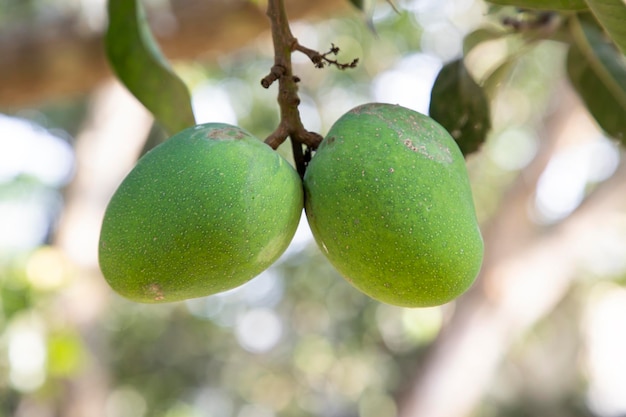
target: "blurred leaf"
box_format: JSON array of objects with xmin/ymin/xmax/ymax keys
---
[
  {"xmin": 348, "ymin": 0, "xmax": 398, "ymax": 12},
  {"xmin": 429, "ymin": 59, "xmax": 491, "ymax": 156},
  {"xmin": 482, "ymin": 57, "xmax": 518, "ymax": 98},
  {"xmin": 463, "ymin": 27, "xmax": 510, "ymax": 55},
  {"xmin": 348, "ymin": 0, "xmax": 365, "ymax": 10},
  {"xmin": 584, "ymin": 0, "xmax": 626, "ymax": 55},
  {"xmin": 1, "ymin": 286, "xmax": 31, "ymax": 319},
  {"xmin": 567, "ymin": 16, "xmax": 626, "ymax": 141},
  {"xmin": 47, "ymin": 330, "xmax": 86, "ymax": 377},
  {"xmin": 105, "ymin": 0, "xmax": 196, "ymax": 135},
  {"xmin": 348, "ymin": 0, "xmax": 379, "ymax": 34},
  {"xmin": 486, "ymin": 0, "xmax": 588, "ymax": 10}
]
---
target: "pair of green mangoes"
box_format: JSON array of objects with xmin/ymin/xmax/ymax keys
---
[{"xmin": 98, "ymin": 103, "xmax": 483, "ymax": 307}]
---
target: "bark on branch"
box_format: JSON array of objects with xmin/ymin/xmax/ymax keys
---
[{"xmin": 262, "ymin": 0, "xmax": 324, "ymax": 178}]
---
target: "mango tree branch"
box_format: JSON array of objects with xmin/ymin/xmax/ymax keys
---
[
  {"xmin": 262, "ymin": 0, "xmax": 323, "ymax": 176},
  {"xmin": 295, "ymin": 43, "xmax": 360, "ymax": 69},
  {"xmin": 261, "ymin": 0, "xmax": 359, "ymax": 177}
]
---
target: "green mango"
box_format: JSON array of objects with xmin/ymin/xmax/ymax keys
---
[
  {"xmin": 304, "ymin": 103, "xmax": 483, "ymax": 307},
  {"xmin": 98, "ymin": 123, "xmax": 303, "ymax": 303}
]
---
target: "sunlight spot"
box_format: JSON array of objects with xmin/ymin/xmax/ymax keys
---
[
  {"xmin": 534, "ymin": 138, "xmax": 619, "ymax": 224},
  {"xmin": 8, "ymin": 327, "xmax": 46, "ymax": 392},
  {"xmin": 0, "ymin": 200, "xmax": 50, "ymax": 251},
  {"xmin": 240, "ymin": 269, "xmax": 284, "ymax": 307},
  {"xmin": 26, "ymin": 246, "xmax": 73, "ymax": 290},
  {"xmin": 0, "ymin": 114, "xmax": 74, "ymax": 185},
  {"xmin": 420, "ymin": 21, "xmax": 463, "ymax": 61},
  {"xmin": 235, "ymin": 308, "xmax": 282, "ymax": 353},
  {"xmin": 372, "ymin": 53, "xmax": 441, "ymax": 114},
  {"xmin": 79, "ymin": 0, "xmax": 107, "ymax": 31},
  {"xmin": 192, "ymin": 83, "xmax": 238, "ymax": 125},
  {"xmin": 488, "ymin": 127, "xmax": 538, "ymax": 171}
]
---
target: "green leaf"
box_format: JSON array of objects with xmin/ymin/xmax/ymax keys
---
[
  {"xmin": 348, "ymin": 0, "xmax": 365, "ymax": 10},
  {"xmin": 486, "ymin": 0, "xmax": 588, "ymax": 10},
  {"xmin": 481, "ymin": 57, "xmax": 518, "ymax": 98},
  {"xmin": 348, "ymin": 0, "xmax": 399, "ymax": 12},
  {"xmin": 429, "ymin": 59, "xmax": 491, "ymax": 156},
  {"xmin": 567, "ymin": 16, "xmax": 626, "ymax": 141},
  {"xmin": 584, "ymin": 0, "xmax": 626, "ymax": 55},
  {"xmin": 106, "ymin": 0, "xmax": 196, "ymax": 135},
  {"xmin": 463, "ymin": 27, "xmax": 510, "ymax": 56}
]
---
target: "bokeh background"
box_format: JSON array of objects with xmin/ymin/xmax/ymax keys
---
[{"xmin": 1, "ymin": 0, "xmax": 626, "ymax": 416}]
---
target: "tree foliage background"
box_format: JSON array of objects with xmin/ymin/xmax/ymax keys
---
[{"xmin": 1, "ymin": 1, "xmax": 626, "ymax": 417}]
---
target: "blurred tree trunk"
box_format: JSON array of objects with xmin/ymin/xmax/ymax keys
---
[
  {"xmin": 0, "ymin": 0, "xmax": 349, "ymax": 108},
  {"xmin": 53, "ymin": 80, "xmax": 154, "ymax": 417},
  {"xmin": 398, "ymin": 85, "xmax": 623, "ymax": 417}
]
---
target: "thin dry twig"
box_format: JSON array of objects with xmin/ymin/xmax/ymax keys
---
[{"xmin": 295, "ymin": 43, "xmax": 359, "ymax": 70}]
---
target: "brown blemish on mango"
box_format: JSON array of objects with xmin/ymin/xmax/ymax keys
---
[
  {"xmin": 147, "ymin": 282, "xmax": 165, "ymax": 301},
  {"xmin": 206, "ymin": 126, "xmax": 248, "ymax": 140}
]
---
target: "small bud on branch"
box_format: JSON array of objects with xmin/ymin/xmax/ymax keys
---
[{"xmin": 261, "ymin": 65, "xmax": 286, "ymax": 89}]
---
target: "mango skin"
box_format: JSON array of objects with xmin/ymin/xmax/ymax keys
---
[
  {"xmin": 98, "ymin": 123, "xmax": 303, "ymax": 303},
  {"xmin": 304, "ymin": 103, "xmax": 483, "ymax": 307}
]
